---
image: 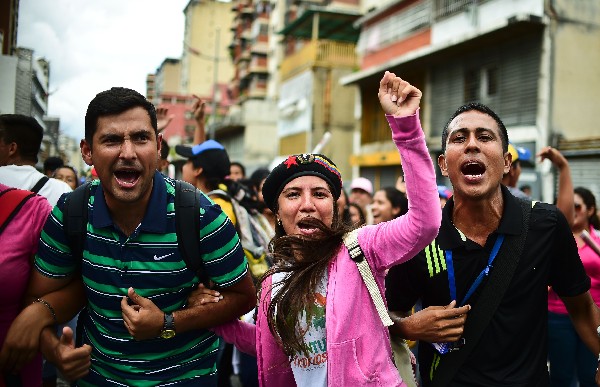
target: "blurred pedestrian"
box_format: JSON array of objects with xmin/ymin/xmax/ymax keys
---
[{"xmin": 547, "ymin": 187, "xmax": 600, "ymax": 386}]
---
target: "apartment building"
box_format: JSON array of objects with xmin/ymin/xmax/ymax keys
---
[
  {"xmin": 341, "ymin": 0, "xmax": 600, "ymax": 201},
  {"xmin": 274, "ymin": 0, "xmax": 362, "ymax": 181}
]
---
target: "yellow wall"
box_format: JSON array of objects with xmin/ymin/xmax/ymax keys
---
[
  {"xmin": 551, "ymin": 0, "xmax": 600, "ymax": 140},
  {"xmin": 183, "ymin": 0, "xmax": 235, "ymax": 97}
]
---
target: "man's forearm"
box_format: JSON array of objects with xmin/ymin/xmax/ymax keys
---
[
  {"xmin": 27, "ymin": 277, "xmax": 86, "ymax": 325},
  {"xmin": 175, "ymin": 274, "xmax": 256, "ymax": 332}
]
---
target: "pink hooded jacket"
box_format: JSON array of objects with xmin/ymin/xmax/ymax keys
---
[{"xmin": 213, "ymin": 112, "xmax": 441, "ymax": 386}]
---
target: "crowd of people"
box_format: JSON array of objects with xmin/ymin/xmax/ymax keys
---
[{"xmin": 0, "ymin": 71, "xmax": 600, "ymax": 387}]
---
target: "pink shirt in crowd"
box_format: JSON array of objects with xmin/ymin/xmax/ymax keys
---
[
  {"xmin": 548, "ymin": 226, "xmax": 600, "ymax": 314},
  {"xmin": 0, "ymin": 183, "xmax": 52, "ymax": 386}
]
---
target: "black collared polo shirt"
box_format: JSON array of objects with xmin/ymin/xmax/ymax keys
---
[{"xmin": 386, "ymin": 185, "xmax": 589, "ymax": 386}]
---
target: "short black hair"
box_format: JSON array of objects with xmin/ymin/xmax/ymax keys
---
[
  {"xmin": 85, "ymin": 87, "xmax": 157, "ymax": 145},
  {"xmin": 160, "ymin": 139, "xmax": 170, "ymax": 160},
  {"xmin": 44, "ymin": 156, "xmax": 64, "ymax": 173},
  {"xmin": 441, "ymin": 102, "xmax": 509, "ymax": 154},
  {"xmin": 0, "ymin": 114, "xmax": 44, "ymax": 163}
]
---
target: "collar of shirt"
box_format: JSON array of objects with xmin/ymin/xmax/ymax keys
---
[
  {"xmin": 437, "ymin": 185, "xmax": 525, "ymax": 250},
  {"xmin": 90, "ymin": 170, "xmax": 168, "ymax": 233}
]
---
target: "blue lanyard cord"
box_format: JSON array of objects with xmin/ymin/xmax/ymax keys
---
[{"xmin": 445, "ymin": 234, "xmax": 505, "ymax": 306}]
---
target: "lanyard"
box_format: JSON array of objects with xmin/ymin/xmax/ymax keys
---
[{"xmin": 445, "ymin": 234, "xmax": 505, "ymax": 306}]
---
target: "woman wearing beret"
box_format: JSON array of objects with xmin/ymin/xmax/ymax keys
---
[{"xmin": 191, "ymin": 72, "xmax": 441, "ymax": 386}]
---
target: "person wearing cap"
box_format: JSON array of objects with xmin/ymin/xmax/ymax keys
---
[
  {"xmin": 189, "ymin": 71, "xmax": 441, "ymax": 386},
  {"xmin": 502, "ymin": 143, "xmax": 533, "ymax": 199},
  {"xmin": 0, "ymin": 87, "xmax": 255, "ymax": 386},
  {"xmin": 176, "ymin": 139, "xmax": 237, "ymax": 225},
  {"xmin": 349, "ymin": 176, "xmax": 375, "ymax": 224}
]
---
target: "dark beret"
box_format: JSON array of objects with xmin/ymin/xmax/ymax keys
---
[{"xmin": 262, "ymin": 153, "xmax": 342, "ymax": 212}]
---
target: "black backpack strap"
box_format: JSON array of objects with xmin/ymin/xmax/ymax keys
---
[
  {"xmin": 431, "ymin": 199, "xmax": 533, "ymax": 386},
  {"xmin": 31, "ymin": 175, "xmax": 49, "ymax": 193},
  {"xmin": 175, "ymin": 180, "xmax": 209, "ymax": 286},
  {"xmin": 62, "ymin": 182, "xmax": 91, "ymax": 261}
]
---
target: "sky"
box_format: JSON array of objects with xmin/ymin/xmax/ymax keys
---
[{"xmin": 17, "ymin": 0, "xmax": 190, "ymax": 139}]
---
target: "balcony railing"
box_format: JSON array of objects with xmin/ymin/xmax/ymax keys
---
[{"xmin": 280, "ymin": 40, "xmax": 357, "ymax": 81}]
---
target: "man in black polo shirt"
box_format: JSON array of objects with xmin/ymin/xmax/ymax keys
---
[{"xmin": 386, "ymin": 102, "xmax": 600, "ymax": 386}]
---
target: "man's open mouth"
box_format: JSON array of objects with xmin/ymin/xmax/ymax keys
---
[
  {"xmin": 114, "ymin": 169, "xmax": 141, "ymax": 188},
  {"xmin": 461, "ymin": 160, "xmax": 486, "ymax": 178}
]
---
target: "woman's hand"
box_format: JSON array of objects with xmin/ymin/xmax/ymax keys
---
[
  {"xmin": 378, "ymin": 71, "xmax": 422, "ymax": 118},
  {"xmin": 187, "ymin": 283, "xmax": 223, "ymax": 308},
  {"xmin": 0, "ymin": 302, "xmax": 55, "ymax": 373}
]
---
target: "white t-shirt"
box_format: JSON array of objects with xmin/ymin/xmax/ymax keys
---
[
  {"xmin": 0, "ymin": 165, "xmax": 72, "ymax": 206},
  {"xmin": 272, "ymin": 271, "xmax": 328, "ymax": 387}
]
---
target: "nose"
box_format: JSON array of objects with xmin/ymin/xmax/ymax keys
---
[
  {"xmin": 299, "ymin": 193, "xmax": 317, "ymax": 213},
  {"xmin": 464, "ymin": 133, "xmax": 480, "ymax": 153},
  {"xmin": 120, "ymin": 139, "xmax": 137, "ymax": 159}
]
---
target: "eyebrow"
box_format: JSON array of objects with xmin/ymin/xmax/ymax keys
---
[
  {"xmin": 98, "ymin": 129, "xmax": 153, "ymax": 141},
  {"xmin": 448, "ymin": 127, "xmax": 498, "ymax": 136}
]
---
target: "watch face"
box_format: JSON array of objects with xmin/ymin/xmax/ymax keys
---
[{"xmin": 160, "ymin": 329, "xmax": 176, "ymax": 339}]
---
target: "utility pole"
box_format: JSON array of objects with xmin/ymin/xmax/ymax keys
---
[{"xmin": 209, "ymin": 28, "xmax": 220, "ymax": 140}]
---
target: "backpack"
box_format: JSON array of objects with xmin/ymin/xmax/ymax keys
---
[
  {"xmin": 0, "ymin": 188, "xmax": 37, "ymax": 234},
  {"xmin": 207, "ymin": 188, "xmax": 273, "ymax": 281},
  {"xmin": 62, "ymin": 180, "xmax": 209, "ymax": 286}
]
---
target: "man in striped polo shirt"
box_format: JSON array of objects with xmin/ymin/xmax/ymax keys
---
[{"xmin": 0, "ymin": 87, "xmax": 256, "ymax": 386}]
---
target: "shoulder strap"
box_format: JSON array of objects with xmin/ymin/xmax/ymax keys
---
[
  {"xmin": 175, "ymin": 180, "xmax": 209, "ymax": 286},
  {"xmin": 343, "ymin": 229, "xmax": 394, "ymax": 327},
  {"xmin": 431, "ymin": 199, "xmax": 534, "ymax": 386},
  {"xmin": 63, "ymin": 182, "xmax": 91, "ymax": 260},
  {"xmin": 207, "ymin": 189, "xmax": 230, "ymax": 201},
  {"xmin": 31, "ymin": 175, "xmax": 49, "ymax": 193},
  {"xmin": 0, "ymin": 188, "xmax": 36, "ymax": 234}
]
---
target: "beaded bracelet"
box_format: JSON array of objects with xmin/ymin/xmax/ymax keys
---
[{"xmin": 33, "ymin": 298, "xmax": 57, "ymax": 324}]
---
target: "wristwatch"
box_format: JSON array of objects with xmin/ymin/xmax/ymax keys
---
[{"xmin": 160, "ymin": 313, "xmax": 176, "ymax": 339}]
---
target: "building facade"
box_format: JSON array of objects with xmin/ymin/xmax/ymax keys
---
[{"xmin": 341, "ymin": 0, "xmax": 600, "ymax": 201}]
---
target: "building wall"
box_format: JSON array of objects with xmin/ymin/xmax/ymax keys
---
[
  {"xmin": 0, "ymin": 55, "xmax": 17, "ymax": 113},
  {"xmin": 431, "ymin": 0, "xmax": 544, "ymax": 45},
  {"xmin": 241, "ymin": 98, "xmax": 279, "ymax": 170},
  {"xmin": 550, "ymin": 0, "xmax": 600, "ymax": 140},
  {"xmin": 0, "ymin": 0, "xmax": 19, "ymax": 55},
  {"xmin": 156, "ymin": 59, "xmax": 182, "ymax": 95},
  {"xmin": 181, "ymin": 0, "xmax": 235, "ymax": 97}
]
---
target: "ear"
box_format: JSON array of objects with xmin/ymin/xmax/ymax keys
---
[
  {"xmin": 392, "ymin": 206, "xmax": 401, "ymax": 218},
  {"xmin": 157, "ymin": 133, "xmax": 163, "ymax": 154},
  {"xmin": 6, "ymin": 142, "xmax": 18, "ymax": 159},
  {"xmin": 80, "ymin": 139, "xmax": 93, "ymax": 166},
  {"xmin": 503, "ymin": 151, "xmax": 512, "ymax": 175},
  {"xmin": 438, "ymin": 154, "xmax": 448, "ymax": 177},
  {"xmin": 193, "ymin": 166, "xmax": 204, "ymax": 178}
]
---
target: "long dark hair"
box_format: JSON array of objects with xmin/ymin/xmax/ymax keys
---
[
  {"xmin": 261, "ymin": 201, "xmax": 352, "ymax": 358},
  {"xmin": 575, "ymin": 187, "xmax": 600, "ymax": 229}
]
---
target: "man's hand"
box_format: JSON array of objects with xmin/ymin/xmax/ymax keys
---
[
  {"xmin": 156, "ymin": 107, "xmax": 175, "ymax": 133},
  {"xmin": 391, "ymin": 301, "xmax": 470, "ymax": 342},
  {"xmin": 49, "ymin": 327, "xmax": 92, "ymax": 382},
  {"xmin": 538, "ymin": 146, "xmax": 568, "ymax": 171},
  {"xmin": 192, "ymin": 96, "xmax": 206, "ymax": 126},
  {"xmin": 377, "ymin": 71, "xmax": 422, "ymax": 118},
  {"xmin": 121, "ymin": 287, "xmax": 164, "ymax": 340}
]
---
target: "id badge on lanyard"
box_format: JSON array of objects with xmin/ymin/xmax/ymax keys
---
[{"xmin": 430, "ymin": 234, "xmax": 505, "ymax": 355}]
